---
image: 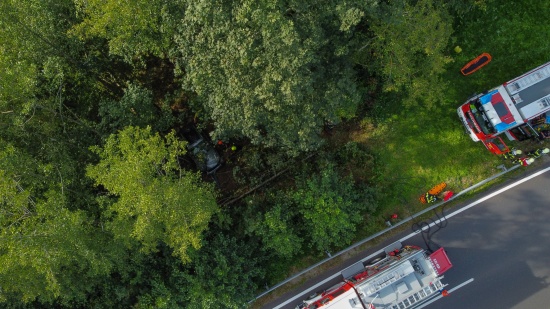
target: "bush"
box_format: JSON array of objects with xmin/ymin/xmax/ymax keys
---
[{"xmin": 291, "ymin": 163, "xmax": 376, "ymax": 252}]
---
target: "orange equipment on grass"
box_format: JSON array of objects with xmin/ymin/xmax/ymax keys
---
[
  {"xmin": 419, "ymin": 182, "xmax": 447, "ymax": 204},
  {"xmin": 428, "ymin": 182, "xmax": 447, "ymax": 195},
  {"xmin": 461, "ymin": 53, "xmax": 492, "ymax": 75}
]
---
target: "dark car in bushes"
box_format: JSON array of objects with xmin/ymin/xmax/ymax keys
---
[{"xmin": 180, "ymin": 127, "xmax": 222, "ymax": 175}]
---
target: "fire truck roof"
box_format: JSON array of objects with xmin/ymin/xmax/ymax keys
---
[
  {"xmin": 505, "ymin": 61, "xmax": 550, "ymax": 120},
  {"xmin": 298, "ymin": 242, "xmax": 452, "ymax": 309}
]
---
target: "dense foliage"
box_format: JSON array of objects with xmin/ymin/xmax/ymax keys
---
[
  {"xmin": 175, "ymin": 0, "xmax": 376, "ymax": 154},
  {"xmin": 87, "ymin": 126, "xmax": 218, "ymax": 263},
  {"xmin": 3, "ymin": 0, "xmax": 548, "ymax": 307},
  {"xmin": 245, "ymin": 160, "xmax": 376, "ymax": 259}
]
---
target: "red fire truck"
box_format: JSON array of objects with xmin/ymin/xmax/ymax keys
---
[
  {"xmin": 457, "ymin": 61, "xmax": 550, "ymax": 154},
  {"xmin": 295, "ymin": 242, "xmax": 452, "ymax": 309}
]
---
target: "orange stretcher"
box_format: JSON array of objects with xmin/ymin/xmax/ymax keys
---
[
  {"xmin": 461, "ymin": 53, "xmax": 492, "ymax": 76},
  {"xmin": 428, "ymin": 182, "xmax": 447, "ymax": 195},
  {"xmin": 418, "ymin": 182, "xmax": 447, "ymax": 204}
]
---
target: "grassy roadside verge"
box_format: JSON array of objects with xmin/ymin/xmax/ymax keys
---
[{"xmin": 360, "ymin": 0, "xmax": 550, "ymax": 227}]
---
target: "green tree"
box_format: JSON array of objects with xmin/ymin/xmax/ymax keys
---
[
  {"xmin": 0, "ymin": 0, "xmax": 77, "ymax": 136},
  {"xmin": 0, "ymin": 0, "xmax": 117, "ymax": 153},
  {"xmin": 244, "ymin": 157, "xmax": 377, "ymax": 258},
  {"xmin": 184, "ymin": 234, "xmax": 265, "ymax": 309},
  {"xmin": 291, "ymin": 163, "xmax": 376, "ymax": 252},
  {"xmin": 369, "ymin": 0, "xmax": 454, "ymax": 107},
  {"xmin": 176, "ymin": 0, "xmax": 375, "ymax": 154},
  {"xmin": 86, "ymin": 126, "xmax": 218, "ymax": 262},
  {"xmin": 91, "ymin": 245, "xmax": 191, "ymax": 309},
  {"xmin": 247, "ymin": 202, "xmax": 302, "ymax": 258},
  {"xmin": 98, "ymin": 83, "xmax": 174, "ymax": 135},
  {"xmin": 71, "ymin": 0, "xmax": 185, "ymax": 62},
  {"xmin": 0, "ymin": 2, "xmax": 121, "ymax": 301},
  {"xmin": 0, "ymin": 0, "xmax": 81, "ymax": 65},
  {"xmin": 0, "ymin": 143, "xmax": 114, "ymax": 305}
]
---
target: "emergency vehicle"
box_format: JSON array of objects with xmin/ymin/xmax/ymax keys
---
[
  {"xmin": 457, "ymin": 61, "xmax": 550, "ymax": 154},
  {"xmin": 295, "ymin": 242, "xmax": 452, "ymax": 309}
]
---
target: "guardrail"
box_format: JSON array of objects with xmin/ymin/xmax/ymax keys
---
[{"xmin": 250, "ymin": 164, "xmax": 521, "ymax": 302}]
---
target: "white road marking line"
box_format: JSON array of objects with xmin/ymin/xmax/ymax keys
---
[
  {"xmin": 400, "ymin": 166, "xmax": 550, "ymax": 240},
  {"xmin": 274, "ymin": 167, "xmax": 550, "ymax": 309},
  {"xmin": 449, "ymin": 277, "xmax": 475, "ymax": 292},
  {"xmin": 416, "ymin": 278, "xmax": 475, "ymax": 309}
]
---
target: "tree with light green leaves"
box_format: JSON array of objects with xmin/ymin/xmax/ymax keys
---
[
  {"xmin": 86, "ymin": 126, "xmax": 219, "ymax": 263},
  {"xmin": 176, "ymin": 0, "xmax": 377, "ymax": 155},
  {"xmin": 71, "ymin": 0, "xmax": 186, "ymax": 62}
]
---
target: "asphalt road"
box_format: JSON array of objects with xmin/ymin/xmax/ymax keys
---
[{"xmin": 261, "ymin": 161, "xmax": 550, "ymax": 309}]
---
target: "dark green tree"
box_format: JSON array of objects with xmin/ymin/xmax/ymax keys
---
[
  {"xmin": 246, "ymin": 201, "xmax": 303, "ymax": 259},
  {"xmin": 98, "ymin": 83, "xmax": 174, "ymax": 135},
  {"xmin": 255, "ymin": 204, "xmax": 303, "ymax": 258},
  {"xmin": 369, "ymin": 0, "xmax": 453, "ymax": 107},
  {"xmin": 184, "ymin": 234, "xmax": 265, "ymax": 309},
  {"xmin": 176, "ymin": 0, "xmax": 376, "ymax": 154},
  {"xmin": 245, "ymin": 161, "xmax": 376, "ymax": 258},
  {"xmin": 0, "ymin": 143, "xmax": 115, "ymax": 305},
  {"xmin": 291, "ymin": 163, "xmax": 376, "ymax": 252}
]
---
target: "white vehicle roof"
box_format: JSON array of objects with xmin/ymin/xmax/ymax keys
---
[
  {"xmin": 505, "ymin": 61, "xmax": 550, "ymax": 120},
  {"xmin": 353, "ymin": 249, "xmax": 445, "ymax": 309},
  {"xmin": 297, "ymin": 242, "xmax": 451, "ymax": 309}
]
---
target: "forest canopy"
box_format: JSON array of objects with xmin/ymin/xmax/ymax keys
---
[{"xmin": 0, "ymin": 0, "xmax": 501, "ymax": 307}]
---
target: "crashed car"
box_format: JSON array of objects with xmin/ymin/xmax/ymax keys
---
[{"xmin": 180, "ymin": 127, "xmax": 222, "ymax": 175}]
